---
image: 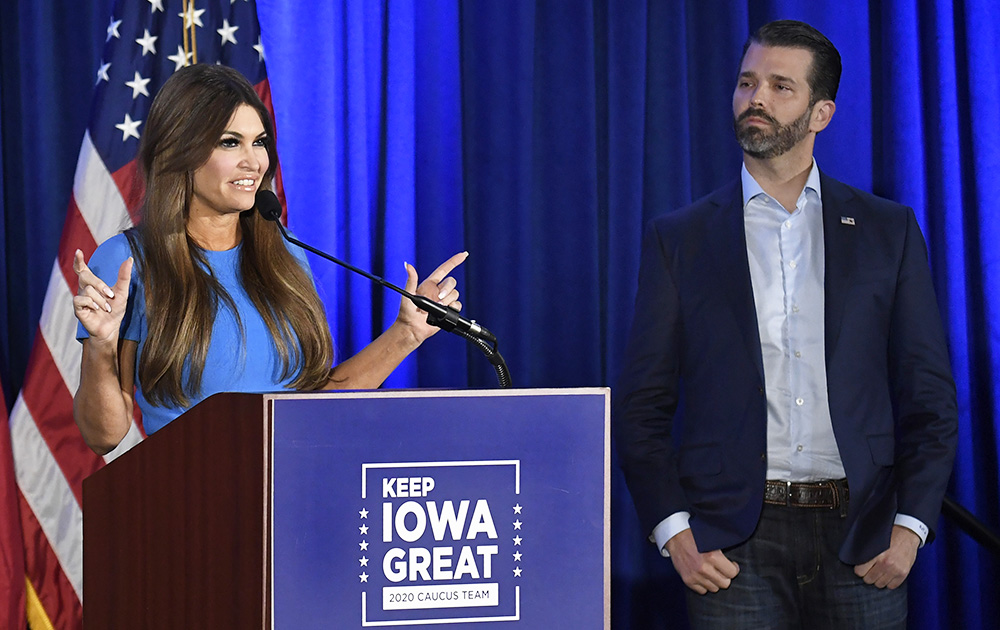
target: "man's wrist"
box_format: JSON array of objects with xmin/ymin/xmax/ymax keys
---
[
  {"xmin": 893, "ymin": 514, "xmax": 928, "ymax": 547},
  {"xmin": 652, "ymin": 511, "xmax": 691, "ymax": 557}
]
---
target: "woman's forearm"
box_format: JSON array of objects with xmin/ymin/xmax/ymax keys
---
[{"xmin": 74, "ymin": 338, "xmax": 136, "ymax": 455}]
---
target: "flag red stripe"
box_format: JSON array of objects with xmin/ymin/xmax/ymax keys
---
[
  {"xmin": 110, "ymin": 160, "xmax": 144, "ymax": 225},
  {"xmin": 57, "ymin": 198, "xmax": 100, "ymax": 294},
  {"xmin": 1, "ymin": 386, "xmax": 27, "ymax": 629},
  {"xmin": 19, "ymin": 491, "xmax": 82, "ymax": 629},
  {"xmin": 20, "ymin": 335, "xmax": 103, "ymax": 506}
]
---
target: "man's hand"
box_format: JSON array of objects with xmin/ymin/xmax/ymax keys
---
[
  {"xmin": 665, "ymin": 529, "xmax": 740, "ymax": 594},
  {"xmin": 853, "ymin": 525, "xmax": 920, "ymax": 589}
]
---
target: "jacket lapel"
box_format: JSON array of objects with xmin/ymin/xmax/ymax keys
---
[
  {"xmin": 708, "ymin": 181, "xmax": 765, "ymax": 380},
  {"xmin": 821, "ymin": 173, "xmax": 858, "ymax": 362}
]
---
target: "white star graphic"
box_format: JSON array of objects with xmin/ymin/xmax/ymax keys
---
[
  {"xmin": 513, "ymin": 535, "xmax": 522, "ymax": 546},
  {"xmin": 513, "ymin": 519, "xmax": 522, "ymax": 530},
  {"xmin": 217, "ymin": 19, "xmax": 239, "ymax": 45},
  {"xmin": 114, "ymin": 113, "xmax": 142, "ymax": 142},
  {"xmin": 513, "ymin": 567, "xmax": 522, "ymax": 577},
  {"xmin": 178, "ymin": 5, "xmax": 206, "ymax": 29},
  {"xmin": 95, "ymin": 61, "xmax": 111, "ymax": 85},
  {"xmin": 253, "ymin": 36, "xmax": 265, "ymax": 62},
  {"xmin": 359, "ymin": 508, "xmax": 369, "ymax": 519},
  {"xmin": 135, "ymin": 29, "xmax": 158, "ymax": 56},
  {"xmin": 359, "ymin": 524, "xmax": 369, "ymax": 535},
  {"xmin": 106, "ymin": 18, "xmax": 122, "ymax": 42},
  {"xmin": 359, "ymin": 540, "xmax": 369, "ymax": 551},
  {"xmin": 513, "ymin": 551, "xmax": 522, "ymax": 562},
  {"xmin": 125, "ymin": 71, "xmax": 151, "ymax": 99},
  {"xmin": 359, "ymin": 556, "xmax": 369, "ymax": 567},
  {"xmin": 167, "ymin": 45, "xmax": 192, "ymax": 71},
  {"xmin": 148, "ymin": 0, "xmax": 164, "ymax": 12},
  {"xmin": 359, "ymin": 572, "xmax": 369, "ymax": 583},
  {"xmin": 513, "ymin": 504, "xmax": 523, "ymax": 514}
]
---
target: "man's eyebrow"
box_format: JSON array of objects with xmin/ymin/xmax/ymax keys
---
[
  {"xmin": 768, "ymin": 73, "xmax": 798, "ymax": 84},
  {"xmin": 738, "ymin": 70, "xmax": 800, "ymax": 85}
]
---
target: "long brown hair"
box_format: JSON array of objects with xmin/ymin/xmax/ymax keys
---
[{"xmin": 126, "ymin": 64, "xmax": 333, "ymax": 407}]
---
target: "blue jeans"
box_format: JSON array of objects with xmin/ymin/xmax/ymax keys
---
[{"xmin": 684, "ymin": 503, "xmax": 907, "ymax": 630}]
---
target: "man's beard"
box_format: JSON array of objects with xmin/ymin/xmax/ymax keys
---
[{"xmin": 733, "ymin": 105, "xmax": 812, "ymax": 159}]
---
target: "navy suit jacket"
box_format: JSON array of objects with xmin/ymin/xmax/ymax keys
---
[{"xmin": 615, "ymin": 173, "xmax": 958, "ymax": 564}]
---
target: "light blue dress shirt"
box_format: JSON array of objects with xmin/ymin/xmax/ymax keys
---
[{"xmin": 742, "ymin": 161, "xmax": 845, "ymax": 482}]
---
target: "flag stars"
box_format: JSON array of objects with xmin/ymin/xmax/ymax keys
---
[
  {"xmin": 513, "ymin": 551, "xmax": 522, "ymax": 562},
  {"xmin": 359, "ymin": 508, "xmax": 369, "ymax": 519},
  {"xmin": 106, "ymin": 18, "xmax": 122, "ymax": 42},
  {"xmin": 359, "ymin": 540, "xmax": 369, "ymax": 551},
  {"xmin": 253, "ymin": 36, "xmax": 266, "ymax": 62},
  {"xmin": 513, "ymin": 567, "xmax": 522, "ymax": 578},
  {"xmin": 148, "ymin": 0, "xmax": 164, "ymax": 12},
  {"xmin": 125, "ymin": 72, "xmax": 151, "ymax": 99},
  {"xmin": 95, "ymin": 61, "xmax": 111, "ymax": 85},
  {"xmin": 114, "ymin": 113, "xmax": 142, "ymax": 142},
  {"xmin": 359, "ymin": 556, "xmax": 369, "ymax": 567},
  {"xmin": 359, "ymin": 524, "xmax": 369, "ymax": 535},
  {"xmin": 513, "ymin": 504, "xmax": 522, "ymax": 515},
  {"xmin": 217, "ymin": 19, "xmax": 239, "ymax": 45},
  {"xmin": 168, "ymin": 45, "xmax": 192, "ymax": 71},
  {"xmin": 179, "ymin": 5, "xmax": 206, "ymax": 29},
  {"xmin": 513, "ymin": 519, "xmax": 522, "ymax": 530},
  {"xmin": 513, "ymin": 535, "xmax": 522, "ymax": 546},
  {"xmin": 135, "ymin": 29, "xmax": 158, "ymax": 56},
  {"xmin": 359, "ymin": 572, "xmax": 369, "ymax": 583}
]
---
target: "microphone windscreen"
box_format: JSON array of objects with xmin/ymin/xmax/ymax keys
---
[{"xmin": 255, "ymin": 189, "xmax": 283, "ymax": 222}]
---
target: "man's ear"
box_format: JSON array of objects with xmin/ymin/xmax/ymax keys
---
[{"xmin": 810, "ymin": 99, "xmax": 836, "ymax": 133}]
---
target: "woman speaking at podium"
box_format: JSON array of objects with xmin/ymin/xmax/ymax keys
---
[{"xmin": 72, "ymin": 64, "xmax": 465, "ymax": 455}]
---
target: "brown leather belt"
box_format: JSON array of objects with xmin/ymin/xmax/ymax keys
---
[{"xmin": 764, "ymin": 479, "xmax": 849, "ymax": 509}]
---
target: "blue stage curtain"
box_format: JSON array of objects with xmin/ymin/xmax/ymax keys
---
[
  {"xmin": 0, "ymin": 0, "xmax": 114, "ymax": 401},
  {"xmin": 3, "ymin": 1, "xmax": 998, "ymax": 628}
]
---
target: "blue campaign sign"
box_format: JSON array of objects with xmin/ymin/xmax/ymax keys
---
[{"xmin": 270, "ymin": 389, "xmax": 609, "ymax": 629}]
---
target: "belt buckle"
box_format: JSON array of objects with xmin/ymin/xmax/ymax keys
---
[{"xmin": 785, "ymin": 480, "xmax": 792, "ymax": 505}]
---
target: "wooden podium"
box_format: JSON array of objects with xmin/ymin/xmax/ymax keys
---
[{"xmin": 83, "ymin": 389, "xmax": 609, "ymax": 629}]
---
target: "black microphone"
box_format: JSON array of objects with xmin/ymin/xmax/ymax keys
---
[{"xmin": 254, "ymin": 190, "xmax": 497, "ymax": 345}]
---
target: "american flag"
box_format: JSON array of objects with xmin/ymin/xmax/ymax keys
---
[{"xmin": 8, "ymin": 1, "xmax": 275, "ymax": 626}]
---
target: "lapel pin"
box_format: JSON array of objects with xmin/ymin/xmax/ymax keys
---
[{"xmin": 840, "ymin": 216, "xmax": 856, "ymax": 226}]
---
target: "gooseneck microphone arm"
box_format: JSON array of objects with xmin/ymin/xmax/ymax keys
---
[{"xmin": 254, "ymin": 190, "xmax": 511, "ymax": 388}]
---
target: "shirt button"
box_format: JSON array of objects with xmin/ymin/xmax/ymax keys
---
[
  {"xmin": 784, "ymin": 220, "xmax": 791, "ymax": 228},
  {"xmin": 789, "ymin": 260, "xmax": 797, "ymax": 269},
  {"xmin": 794, "ymin": 351, "xmax": 802, "ymax": 358},
  {"xmin": 792, "ymin": 305, "xmax": 800, "ymax": 313},
  {"xmin": 797, "ymin": 445, "xmax": 803, "ymax": 452},
  {"xmin": 795, "ymin": 397, "xmax": 804, "ymax": 406}
]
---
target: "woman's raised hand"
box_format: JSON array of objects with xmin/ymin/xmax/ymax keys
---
[
  {"xmin": 72, "ymin": 249, "xmax": 133, "ymax": 344},
  {"xmin": 396, "ymin": 251, "xmax": 469, "ymax": 345}
]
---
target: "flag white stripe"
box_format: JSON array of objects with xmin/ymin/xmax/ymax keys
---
[
  {"xmin": 10, "ymin": 396, "xmax": 84, "ymax": 601},
  {"xmin": 38, "ymin": 262, "xmax": 84, "ymax": 396},
  {"xmin": 73, "ymin": 131, "xmax": 133, "ymax": 242}
]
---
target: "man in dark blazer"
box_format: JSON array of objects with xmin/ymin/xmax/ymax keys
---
[{"xmin": 615, "ymin": 20, "xmax": 957, "ymax": 629}]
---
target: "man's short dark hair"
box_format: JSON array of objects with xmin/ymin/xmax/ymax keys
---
[{"xmin": 741, "ymin": 20, "xmax": 842, "ymax": 103}]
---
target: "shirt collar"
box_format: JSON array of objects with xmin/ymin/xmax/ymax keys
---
[{"xmin": 741, "ymin": 158, "xmax": 822, "ymax": 211}]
